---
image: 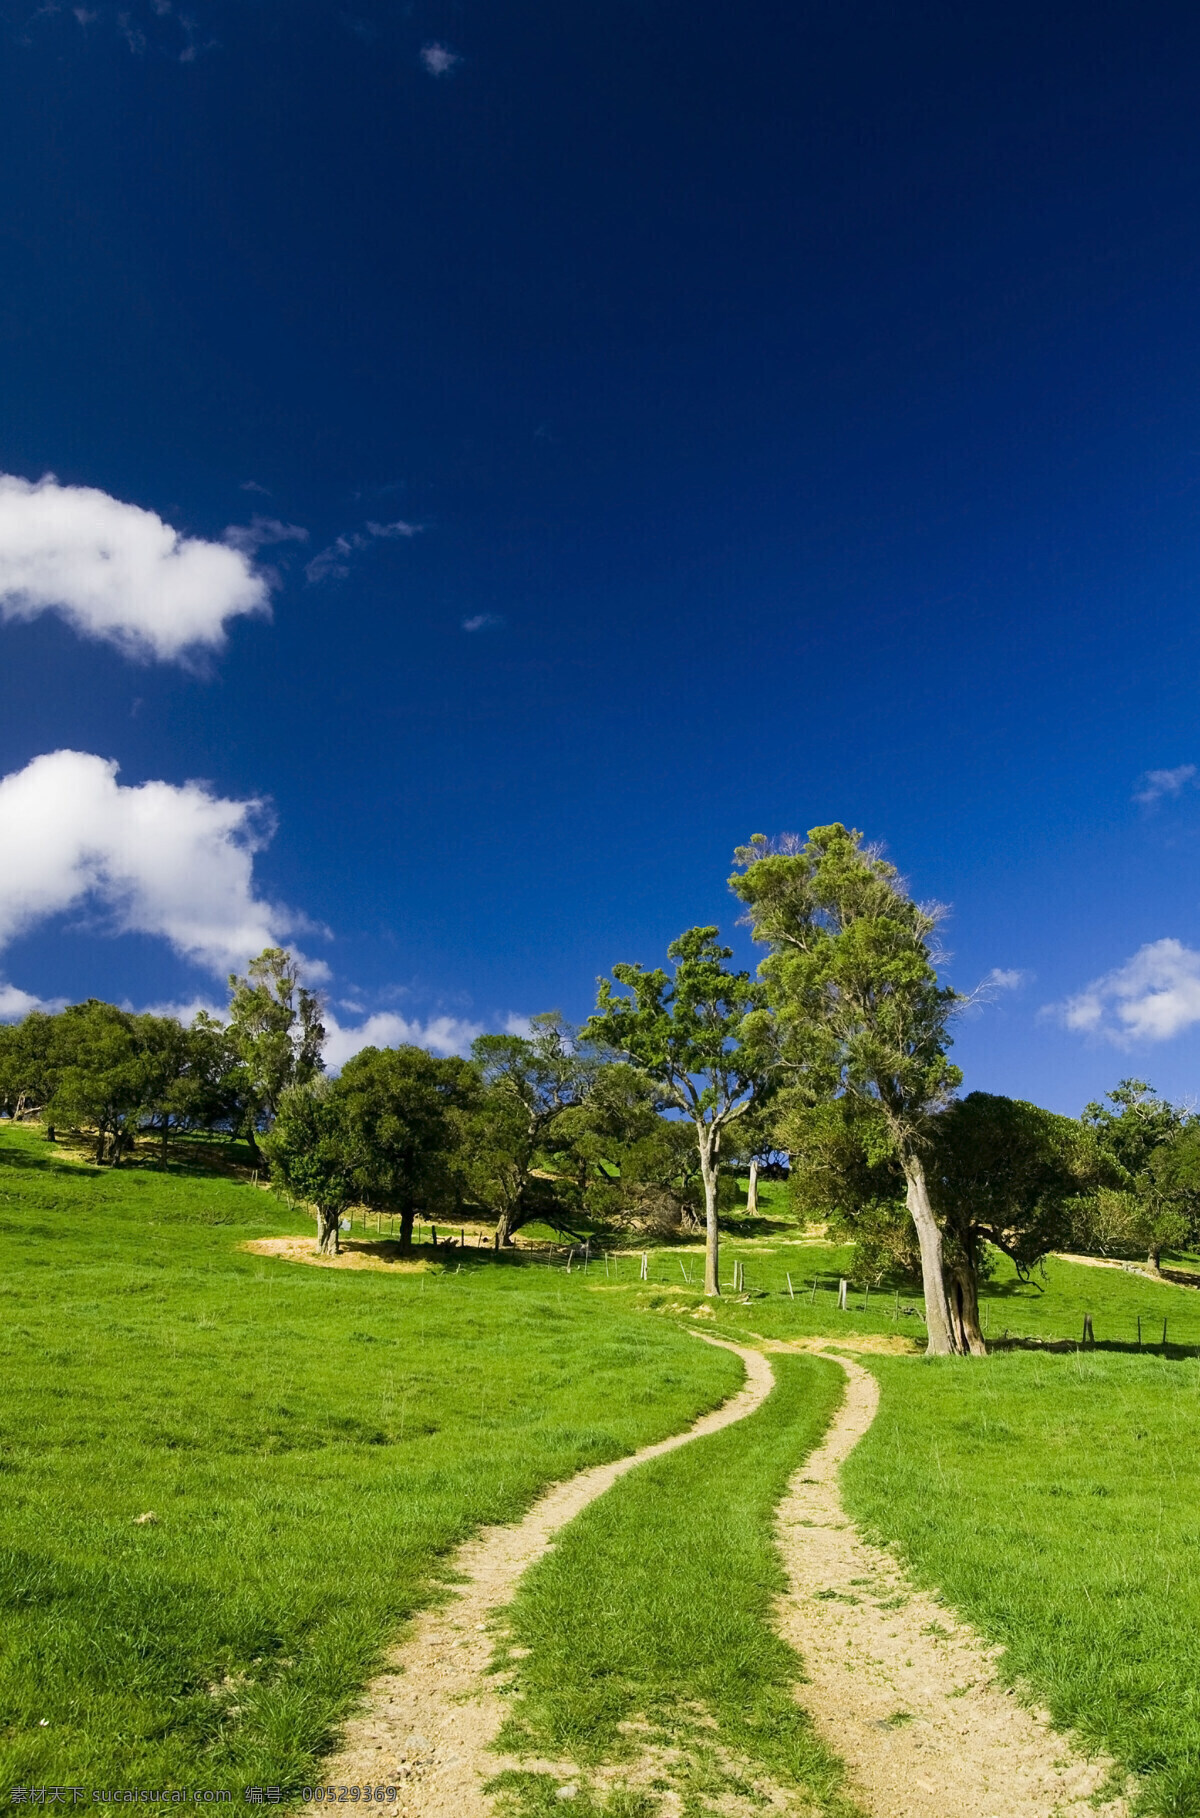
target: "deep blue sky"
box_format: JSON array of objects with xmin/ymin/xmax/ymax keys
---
[{"xmin": 4, "ymin": 0, "xmax": 1200, "ymax": 1110}]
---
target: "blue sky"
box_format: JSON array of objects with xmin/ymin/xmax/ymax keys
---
[{"xmin": 3, "ymin": 0, "xmax": 1200, "ymax": 1110}]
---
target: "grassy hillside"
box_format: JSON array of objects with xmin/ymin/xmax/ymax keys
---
[{"xmin": 0, "ymin": 1126, "xmax": 741, "ymax": 1791}]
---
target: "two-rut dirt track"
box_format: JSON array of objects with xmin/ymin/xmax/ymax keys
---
[{"xmin": 321, "ymin": 1336, "xmax": 1129, "ymax": 1818}]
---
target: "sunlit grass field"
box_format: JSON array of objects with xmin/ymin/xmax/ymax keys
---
[
  {"xmin": 0, "ymin": 1126, "xmax": 741, "ymax": 1792},
  {"xmin": 9, "ymin": 1126, "xmax": 1200, "ymax": 1814}
]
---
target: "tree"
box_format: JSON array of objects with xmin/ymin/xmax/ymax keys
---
[
  {"xmin": 45, "ymin": 1001, "xmax": 154, "ymax": 1164},
  {"xmin": 730, "ymin": 825, "xmax": 964, "ymax": 1355},
  {"xmin": 1076, "ymin": 1085, "xmax": 1200, "ymax": 1272},
  {"xmin": 337, "ymin": 1045, "xmax": 477, "ymax": 1250},
  {"xmin": 263, "ymin": 1081, "xmax": 360, "ymax": 1253},
  {"xmin": 557, "ymin": 1062, "xmax": 707, "ymax": 1235},
  {"xmin": 585, "ymin": 927, "xmax": 776, "ymax": 1296},
  {"xmin": 226, "ymin": 948, "xmax": 325, "ymax": 1158},
  {"xmin": 925, "ymin": 1093, "xmax": 1096, "ymax": 1352},
  {"xmin": 468, "ymin": 1013, "xmax": 598, "ymax": 1244}
]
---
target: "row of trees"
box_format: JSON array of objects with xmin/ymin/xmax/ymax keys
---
[
  {"xmin": 5, "ymin": 824, "xmax": 1198, "ymax": 1355},
  {"xmin": 0, "ymin": 949, "xmax": 323, "ymax": 1163}
]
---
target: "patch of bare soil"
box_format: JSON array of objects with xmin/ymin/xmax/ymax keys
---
[
  {"xmin": 317, "ymin": 1338, "xmax": 775, "ymax": 1816},
  {"xmin": 241, "ymin": 1235, "xmax": 429, "ymax": 1272},
  {"xmin": 774, "ymin": 1355, "xmax": 1130, "ymax": 1818}
]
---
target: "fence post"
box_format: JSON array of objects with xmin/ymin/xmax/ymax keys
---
[
  {"xmin": 786, "ymin": 1273, "xmax": 794, "ymax": 1299},
  {"xmin": 838, "ymin": 1278, "xmax": 848, "ymax": 1311},
  {"xmin": 640, "ymin": 1252, "xmax": 649, "ymax": 1281}
]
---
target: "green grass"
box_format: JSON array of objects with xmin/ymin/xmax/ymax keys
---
[
  {"xmin": 844, "ymin": 1350, "xmax": 1200, "ymax": 1816},
  {"xmin": 0, "ymin": 1126, "xmax": 742, "ymax": 1792},
  {"xmin": 611, "ymin": 1233, "xmax": 1200, "ymax": 1354},
  {"xmin": 490, "ymin": 1353, "xmax": 860, "ymax": 1818}
]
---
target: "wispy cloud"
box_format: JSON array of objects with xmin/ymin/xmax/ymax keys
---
[
  {"xmin": 462, "ymin": 612, "xmax": 504, "ymax": 632},
  {"xmin": 305, "ymin": 519, "xmax": 421, "ymax": 584},
  {"xmin": 1044, "ymin": 937, "xmax": 1200, "ymax": 1044},
  {"xmin": 240, "ymin": 480, "xmax": 271, "ymax": 496},
  {"xmin": 420, "ymin": 41, "xmax": 460, "ymax": 76},
  {"xmin": 985, "ymin": 967, "xmax": 1029, "ymax": 991},
  {"xmin": 222, "ymin": 515, "xmax": 308, "ymax": 556},
  {"xmin": 1134, "ymin": 764, "xmax": 1197, "ymax": 806}
]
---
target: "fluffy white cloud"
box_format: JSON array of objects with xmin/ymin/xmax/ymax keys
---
[
  {"xmin": 1134, "ymin": 764, "xmax": 1197, "ymax": 806},
  {"xmin": 0, "ymin": 750, "xmax": 297, "ymax": 978},
  {"xmin": 0, "ymin": 981, "xmax": 58, "ymax": 1022},
  {"xmin": 1048, "ymin": 938, "xmax": 1200, "ymax": 1043},
  {"xmin": 0, "ymin": 473, "xmax": 270, "ymax": 662},
  {"xmin": 462, "ymin": 612, "xmax": 504, "ymax": 632},
  {"xmin": 322, "ymin": 1009, "xmax": 483, "ymax": 1070},
  {"xmin": 986, "ymin": 967, "xmax": 1029, "ymax": 991}
]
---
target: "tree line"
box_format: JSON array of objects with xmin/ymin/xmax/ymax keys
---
[{"xmin": 4, "ymin": 826, "xmax": 1199, "ymax": 1355}]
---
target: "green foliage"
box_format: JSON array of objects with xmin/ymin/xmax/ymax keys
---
[
  {"xmin": 587, "ymin": 927, "xmax": 773, "ymax": 1129},
  {"xmin": 337, "ymin": 1043, "xmax": 477, "ymax": 1240},
  {"xmin": 495, "ymin": 1355, "xmax": 858, "ymax": 1818},
  {"xmin": 730, "ymin": 827, "xmax": 960, "ymax": 1150},
  {"xmin": 226, "ymin": 947, "xmax": 325, "ymax": 1147},
  {"xmin": 556, "ymin": 1063, "xmax": 704, "ymax": 1233},
  {"xmin": 1077, "ymin": 1083, "xmax": 1200, "ymax": 1267},
  {"xmin": 0, "ymin": 1122, "xmax": 739, "ymax": 1791},
  {"xmin": 262, "ymin": 1079, "xmax": 361, "ymax": 1243},
  {"xmin": 927, "ymin": 1092, "xmax": 1095, "ymax": 1276},
  {"xmin": 467, "ymin": 1013, "xmax": 598, "ymax": 1240}
]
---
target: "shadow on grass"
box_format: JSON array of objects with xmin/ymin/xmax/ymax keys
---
[{"xmin": 991, "ymin": 1335, "xmax": 1200, "ymax": 1361}]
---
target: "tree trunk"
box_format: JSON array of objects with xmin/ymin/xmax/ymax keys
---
[
  {"xmin": 94, "ymin": 1126, "xmax": 107, "ymax": 1165},
  {"xmin": 315, "ymin": 1206, "xmax": 341, "ymax": 1255},
  {"xmin": 948, "ymin": 1259, "xmax": 987, "ymax": 1356},
  {"xmin": 1147, "ymin": 1244, "xmax": 1163, "ymax": 1275},
  {"xmin": 699, "ymin": 1129, "xmax": 720, "ymax": 1297},
  {"xmin": 902, "ymin": 1154, "xmax": 961, "ymax": 1356},
  {"xmin": 495, "ymin": 1206, "xmax": 515, "ymax": 1247},
  {"xmin": 746, "ymin": 1158, "xmax": 759, "ymax": 1215},
  {"xmin": 398, "ymin": 1208, "xmax": 415, "ymax": 1255},
  {"xmin": 243, "ymin": 1122, "xmax": 262, "ymax": 1165}
]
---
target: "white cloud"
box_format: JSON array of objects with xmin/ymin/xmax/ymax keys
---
[
  {"xmin": 222, "ymin": 515, "xmax": 308, "ymax": 556},
  {"xmin": 986, "ymin": 967, "xmax": 1028, "ymax": 991},
  {"xmin": 1047, "ymin": 938, "xmax": 1200, "ymax": 1043},
  {"xmin": 0, "ymin": 473, "xmax": 270, "ymax": 663},
  {"xmin": 305, "ymin": 519, "xmax": 420, "ymax": 584},
  {"xmin": 420, "ymin": 41, "xmax": 460, "ymax": 75},
  {"xmin": 0, "ymin": 750, "xmax": 305, "ymax": 979},
  {"xmin": 0, "ymin": 981, "xmax": 59, "ymax": 1023},
  {"xmin": 322, "ymin": 1009, "xmax": 482, "ymax": 1070},
  {"xmin": 462, "ymin": 612, "xmax": 504, "ymax": 632},
  {"xmin": 1134, "ymin": 764, "xmax": 1197, "ymax": 806}
]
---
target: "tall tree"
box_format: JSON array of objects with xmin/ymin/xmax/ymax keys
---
[
  {"xmin": 585, "ymin": 927, "xmax": 776, "ymax": 1296},
  {"xmin": 226, "ymin": 948, "xmax": 325, "ymax": 1159},
  {"xmin": 730, "ymin": 825, "xmax": 964, "ymax": 1355},
  {"xmin": 337, "ymin": 1044, "xmax": 477, "ymax": 1251}
]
